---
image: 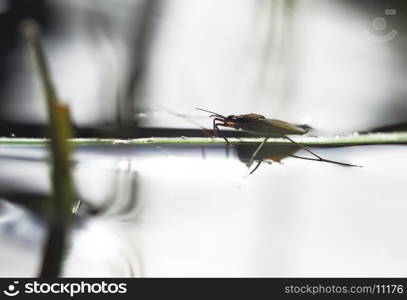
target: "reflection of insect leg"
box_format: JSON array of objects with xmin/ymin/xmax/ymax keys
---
[
  {"xmin": 284, "ymin": 135, "xmax": 361, "ymax": 167},
  {"xmin": 248, "ymin": 137, "xmax": 269, "ymax": 174},
  {"xmin": 249, "ymin": 159, "xmax": 264, "ymax": 174},
  {"xmin": 284, "ymin": 135, "xmax": 323, "ymax": 160},
  {"xmin": 289, "ymin": 154, "xmax": 361, "ymax": 167}
]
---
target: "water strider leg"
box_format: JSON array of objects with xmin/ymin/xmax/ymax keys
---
[
  {"xmin": 213, "ymin": 118, "xmax": 229, "ymax": 143},
  {"xmin": 249, "ymin": 159, "xmax": 264, "ymax": 174},
  {"xmin": 284, "ymin": 135, "xmax": 361, "ymax": 167},
  {"xmin": 284, "ymin": 135, "xmax": 323, "ymax": 160}
]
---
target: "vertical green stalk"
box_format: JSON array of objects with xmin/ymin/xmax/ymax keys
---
[{"xmin": 21, "ymin": 20, "xmax": 76, "ymax": 277}]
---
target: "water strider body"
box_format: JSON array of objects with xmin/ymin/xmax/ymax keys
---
[
  {"xmin": 196, "ymin": 108, "xmax": 361, "ymax": 173},
  {"xmin": 210, "ymin": 112, "xmax": 309, "ymax": 138}
]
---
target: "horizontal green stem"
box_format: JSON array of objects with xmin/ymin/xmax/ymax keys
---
[{"xmin": 1, "ymin": 132, "xmax": 407, "ymax": 147}]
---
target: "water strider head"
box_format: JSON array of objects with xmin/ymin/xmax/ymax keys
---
[{"xmin": 196, "ymin": 108, "xmax": 247, "ymax": 129}]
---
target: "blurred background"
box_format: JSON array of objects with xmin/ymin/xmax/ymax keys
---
[{"xmin": 1, "ymin": 0, "xmax": 407, "ymax": 277}]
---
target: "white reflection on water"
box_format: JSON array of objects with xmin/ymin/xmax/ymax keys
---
[
  {"xmin": 63, "ymin": 218, "xmax": 142, "ymax": 277},
  {"xmin": 0, "ymin": 201, "xmax": 44, "ymax": 277},
  {"xmin": 130, "ymin": 145, "xmax": 407, "ymax": 277},
  {"xmin": 134, "ymin": 155, "xmax": 244, "ymax": 178},
  {"xmin": 1, "ymin": 145, "xmax": 407, "ymax": 277}
]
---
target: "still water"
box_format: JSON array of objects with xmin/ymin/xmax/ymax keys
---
[{"xmin": 0, "ymin": 144, "xmax": 406, "ymax": 277}]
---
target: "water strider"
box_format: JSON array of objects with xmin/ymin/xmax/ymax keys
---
[{"xmin": 195, "ymin": 108, "xmax": 361, "ymax": 173}]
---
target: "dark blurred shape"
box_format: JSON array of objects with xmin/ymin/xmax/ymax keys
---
[
  {"xmin": 236, "ymin": 143, "xmax": 299, "ymax": 166},
  {"xmin": 0, "ymin": 192, "xmax": 46, "ymax": 215},
  {"xmin": 368, "ymin": 122, "xmax": 407, "ymax": 133},
  {"xmin": 0, "ymin": 0, "xmax": 53, "ymax": 108},
  {"xmin": 117, "ymin": 0, "xmax": 160, "ymax": 136},
  {"xmin": 0, "ymin": 0, "xmax": 162, "ymax": 137}
]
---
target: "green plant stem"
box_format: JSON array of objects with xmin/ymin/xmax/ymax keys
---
[
  {"xmin": 1, "ymin": 132, "xmax": 407, "ymax": 147},
  {"xmin": 22, "ymin": 20, "xmax": 76, "ymax": 278}
]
